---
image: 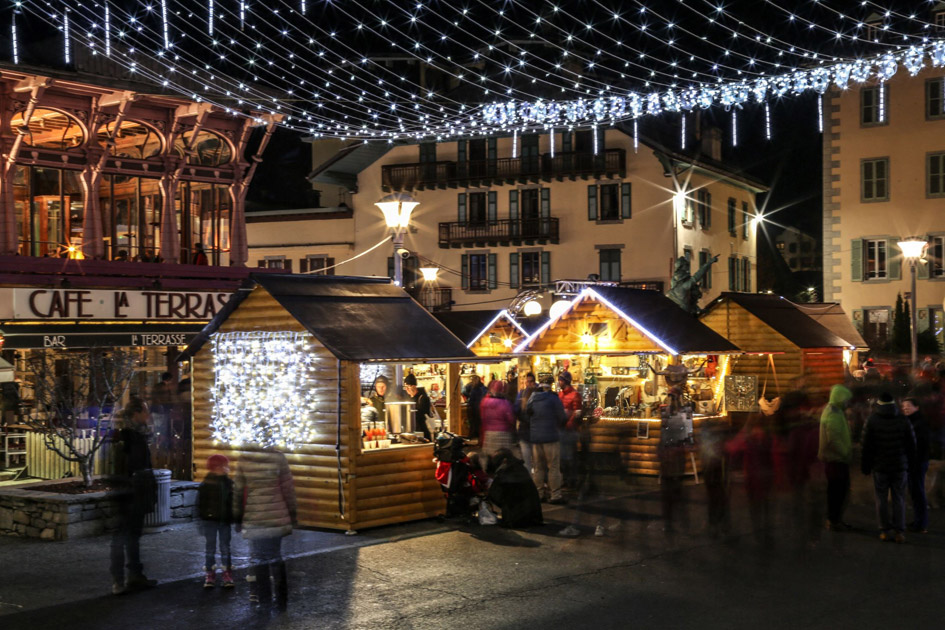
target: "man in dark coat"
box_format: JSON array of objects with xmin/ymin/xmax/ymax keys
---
[
  {"xmin": 527, "ymin": 377, "xmax": 567, "ymax": 504},
  {"xmin": 462, "ymin": 374, "xmax": 488, "ymax": 441},
  {"xmin": 862, "ymin": 393, "xmax": 917, "ymax": 542},
  {"xmin": 902, "ymin": 396, "xmax": 930, "ymax": 533},
  {"xmin": 108, "ymin": 396, "xmax": 158, "ymax": 595},
  {"xmin": 404, "ymin": 373, "xmax": 434, "ymax": 441}
]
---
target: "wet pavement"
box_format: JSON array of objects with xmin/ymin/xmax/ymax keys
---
[{"xmin": 1, "ymin": 480, "xmax": 943, "ymax": 630}]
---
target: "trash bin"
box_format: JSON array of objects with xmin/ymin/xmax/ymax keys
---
[{"xmin": 143, "ymin": 469, "xmax": 172, "ymax": 531}]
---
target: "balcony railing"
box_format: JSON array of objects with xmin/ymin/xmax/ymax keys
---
[
  {"xmin": 381, "ymin": 149, "xmax": 626, "ymax": 191},
  {"xmin": 408, "ymin": 286, "xmax": 453, "ymax": 312},
  {"xmin": 438, "ymin": 218, "xmax": 559, "ymax": 248}
]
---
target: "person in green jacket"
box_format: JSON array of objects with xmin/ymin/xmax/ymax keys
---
[{"xmin": 818, "ymin": 384, "xmax": 854, "ymax": 530}]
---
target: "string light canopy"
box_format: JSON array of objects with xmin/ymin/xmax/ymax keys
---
[{"xmin": 10, "ymin": 1, "xmax": 945, "ymax": 140}]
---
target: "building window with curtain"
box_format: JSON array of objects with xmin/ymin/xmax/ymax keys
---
[
  {"xmin": 865, "ymin": 239, "xmax": 887, "ymax": 279},
  {"xmin": 599, "ymin": 184, "xmax": 620, "ymax": 220}
]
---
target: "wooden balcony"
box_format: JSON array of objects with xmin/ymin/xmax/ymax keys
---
[
  {"xmin": 381, "ymin": 149, "xmax": 626, "ymax": 191},
  {"xmin": 438, "ymin": 218, "xmax": 559, "ymax": 249}
]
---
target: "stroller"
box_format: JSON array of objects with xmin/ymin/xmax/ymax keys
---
[{"xmin": 434, "ymin": 433, "xmax": 488, "ymax": 518}]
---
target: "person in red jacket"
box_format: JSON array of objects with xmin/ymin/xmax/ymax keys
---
[{"xmin": 557, "ymin": 371, "xmax": 582, "ymax": 489}]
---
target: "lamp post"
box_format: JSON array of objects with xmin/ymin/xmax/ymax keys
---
[
  {"xmin": 375, "ymin": 193, "xmax": 419, "ymax": 287},
  {"xmin": 897, "ymin": 236, "xmax": 928, "ymax": 369}
]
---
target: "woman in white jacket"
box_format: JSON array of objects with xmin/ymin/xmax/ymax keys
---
[{"xmin": 233, "ymin": 448, "xmax": 297, "ymax": 610}]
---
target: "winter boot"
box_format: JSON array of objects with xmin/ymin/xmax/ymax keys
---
[
  {"xmin": 222, "ymin": 568, "xmax": 235, "ymax": 588},
  {"xmin": 203, "ymin": 568, "xmax": 216, "ymax": 588}
]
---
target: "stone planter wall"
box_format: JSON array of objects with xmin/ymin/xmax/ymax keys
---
[{"xmin": 0, "ymin": 478, "xmax": 200, "ymax": 541}]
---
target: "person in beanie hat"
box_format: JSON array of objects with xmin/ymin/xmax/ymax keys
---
[
  {"xmin": 862, "ymin": 392, "xmax": 917, "ymax": 543},
  {"xmin": 198, "ymin": 454, "xmax": 235, "ymax": 587}
]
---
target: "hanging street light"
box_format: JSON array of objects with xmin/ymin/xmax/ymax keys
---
[{"xmin": 375, "ymin": 192, "xmax": 419, "ymax": 287}]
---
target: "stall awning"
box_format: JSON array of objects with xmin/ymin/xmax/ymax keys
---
[
  {"xmin": 516, "ymin": 286, "xmax": 739, "ymax": 355},
  {"xmin": 795, "ymin": 303, "xmax": 868, "ymax": 349},
  {"xmin": 0, "ymin": 322, "xmax": 205, "ymax": 349},
  {"xmin": 181, "ymin": 275, "xmax": 475, "ymax": 363},
  {"xmin": 709, "ymin": 293, "xmax": 852, "ymax": 349}
]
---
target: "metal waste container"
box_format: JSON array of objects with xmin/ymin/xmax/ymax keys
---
[{"xmin": 143, "ymin": 469, "xmax": 172, "ymax": 531}]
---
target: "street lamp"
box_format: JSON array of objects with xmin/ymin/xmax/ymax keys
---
[
  {"xmin": 419, "ymin": 266, "xmax": 439, "ymax": 283},
  {"xmin": 375, "ymin": 192, "xmax": 419, "ymax": 286},
  {"xmin": 897, "ymin": 236, "xmax": 928, "ymax": 369}
]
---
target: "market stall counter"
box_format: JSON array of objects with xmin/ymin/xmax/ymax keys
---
[
  {"xmin": 514, "ymin": 286, "xmax": 739, "ymax": 476},
  {"xmin": 182, "ymin": 274, "xmax": 475, "ymax": 532}
]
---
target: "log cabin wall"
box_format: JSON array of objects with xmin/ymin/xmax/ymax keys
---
[
  {"xmin": 351, "ymin": 445, "xmax": 443, "ymax": 530},
  {"xmin": 192, "ymin": 286, "xmax": 355, "ymax": 530},
  {"xmin": 701, "ymin": 300, "xmax": 802, "ymax": 397},
  {"xmin": 801, "ymin": 348, "xmax": 846, "ymax": 404}
]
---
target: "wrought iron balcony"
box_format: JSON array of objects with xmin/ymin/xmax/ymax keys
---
[
  {"xmin": 438, "ymin": 218, "xmax": 560, "ymax": 248},
  {"xmin": 407, "ymin": 286, "xmax": 453, "ymax": 312},
  {"xmin": 381, "ymin": 149, "xmax": 626, "ymax": 191}
]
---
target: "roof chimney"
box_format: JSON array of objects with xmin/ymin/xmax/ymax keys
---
[{"xmin": 701, "ymin": 127, "xmax": 722, "ymax": 162}]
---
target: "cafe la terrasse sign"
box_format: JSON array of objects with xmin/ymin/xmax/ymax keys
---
[{"xmin": 0, "ymin": 288, "xmax": 232, "ymax": 321}]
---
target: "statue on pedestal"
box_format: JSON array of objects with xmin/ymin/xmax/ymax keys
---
[{"xmin": 666, "ymin": 254, "xmax": 719, "ymax": 315}]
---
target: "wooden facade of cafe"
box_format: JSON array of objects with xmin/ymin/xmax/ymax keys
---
[
  {"xmin": 700, "ymin": 293, "xmax": 856, "ymax": 407},
  {"xmin": 0, "ymin": 68, "xmax": 277, "ymax": 267},
  {"xmin": 189, "ymin": 274, "xmax": 474, "ymax": 531},
  {"xmin": 514, "ymin": 286, "xmax": 738, "ymax": 476}
]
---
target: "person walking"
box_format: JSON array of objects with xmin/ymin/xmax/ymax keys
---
[
  {"xmin": 198, "ymin": 454, "xmax": 235, "ymax": 588},
  {"xmin": 557, "ymin": 371, "xmax": 582, "ymax": 489},
  {"xmin": 862, "ymin": 392, "xmax": 917, "ymax": 543},
  {"xmin": 527, "ymin": 376, "xmax": 566, "ymax": 504},
  {"xmin": 234, "ymin": 448, "xmax": 298, "ymax": 610},
  {"xmin": 902, "ymin": 396, "xmax": 930, "ymax": 533},
  {"xmin": 108, "ymin": 396, "xmax": 158, "ymax": 595},
  {"xmin": 818, "ymin": 384, "xmax": 854, "ymax": 531},
  {"xmin": 462, "ymin": 374, "xmax": 488, "ymax": 442},
  {"xmin": 515, "ymin": 372, "xmax": 539, "ymax": 472},
  {"xmin": 480, "ymin": 380, "xmax": 516, "ymax": 456}
]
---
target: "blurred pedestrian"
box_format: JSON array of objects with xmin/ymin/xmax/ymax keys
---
[
  {"xmin": 108, "ymin": 396, "xmax": 158, "ymax": 595},
  {"xmin": 818, "ymin": 384, "xmax": 853, "ymax": 531},
  {"xmin": 557, "ymin": 371, "xmax": 582, "ymax": 489},
  {"xmin": 198, "ymin": 454, "xmax": 235, "ymax": 588},
  {"xmin": 700, "ymin": 420, "xmax": 731, "ymax": 538},
  {"xmin": 726, "ymin": 415, "xmax": 775, "ymax": 544},
  {"xmin": 515, "ymin": 372, "xmax": 539, "ymax": 473},
  {"xmin": 783, "ymin": 391, "xmax": 823, "ymax": 546},
  {"xmin": 902, "ymin": 397, "xmax": 930, "ymax": 533},
  {"xmin": 527, "ymin": 376, "xmax": 566, "ymax": 504},
  {"xmin": 462, "ymin": 374, "xmax": 488, "ymax": 442},
  {"xmin": 234, "ymin": 449, "xmax": 298, "ymax": 610},
  {"xmin": 861, "ymin": 392, "xmax": 917, "ymax": 543},
  {"xmin": 480, "ymin": 380, "xmax": 516, "ymax": 456}
]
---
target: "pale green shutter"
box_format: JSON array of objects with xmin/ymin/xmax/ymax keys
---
[
  {"xmin": 919, "ymin": 258, "xmax": 930, "ymax": 280},
  {"xmin": 850, "ymin": 239, "xmax": 863, "ymax": 282},
  {"xmin": 587, "ymin": 185, "xmax": 598, "ymax": 220},
  {"xmin": 509, "ymin": 253, "xmax": 519, "ymax": 289},
  {"xmin": 461, "ymin": 255, "xmax": 469, "ymax": 290},
  {"xmin": 540, "ymin": 251, "xmax": 551, "ymax": 286},
  {"xmin": 488, "ymin": 253, "xmax": 497, "ymax": 289},
  {"xmin": 705, "ymin": 192, "xmax": 712, "ymax": 227},
  {"xmin": 458, "ymin": 193, "xmax": 466, "ymax": 223},
  {"xmin": 509, "ymin": 190, "xmax": 518, "ymax": 221},
  {"xmin": 488, "ymin": 191, "xmax": 497, "ymax": 224},
  {"xmin": 540, "ymin": 188, "xmax": 550, "ymax": 218},
  {"xmin": 744, "ymin": 258, "xmax": 751, "ymax": 292},
  {"xmin": 887, "ymin": 238, "xmax": 902, "ymax": 280},
  {"xmin": 621, "ymin": 183, "xmax": 632, "ymax": 219}
]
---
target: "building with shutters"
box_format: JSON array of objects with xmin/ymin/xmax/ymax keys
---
[
  {"xmin": 303, "ymin": 126, "xmax": 764, "ymax": 312},
  {"xmin": 823, "ymin": 62, "xmax": 945, "ymax": 350}
]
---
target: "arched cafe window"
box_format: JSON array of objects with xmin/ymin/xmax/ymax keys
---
[
  {"xmin": 96, "ymin": 120, "xmax": 163, "ymax": 159},
  {"xmin": 173, "ymin": 129, "xmax": 233, "ymax": 166},
  {"xmin": 11, "ymin": 108, "xmax": 86, "ymax": 151}
]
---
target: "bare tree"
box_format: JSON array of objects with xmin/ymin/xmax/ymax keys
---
[{"xmin": 22, "ymin": 348, "xmax": 139, "ymax": 487}]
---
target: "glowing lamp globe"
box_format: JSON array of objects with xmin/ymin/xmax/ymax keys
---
[
  {"xmin": 897, "ymin": 237, "xmax": 927, "ymax": 261},
  {"xmin": 549, "ymin": 299, "xmax": 572, "ymax": 320},
  {"xmin": 375, "ymin": 192, "xmax": 419, "ymax": 229},
  {"xmin": 419, "ymin": 267, "xmax": 439, "ymax": 282},
  {"xmin": 523, "ymin": 299, "xmax": 543, "ymax": 317}
]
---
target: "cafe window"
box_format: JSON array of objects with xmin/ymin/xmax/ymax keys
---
[
  {"xmin": 13, "ymin": 165, "xmax": 85, "ymax": 257},
  {"xmin": 97, "ymin": 120, "xmax": 163, "ymax": 159},
  {"xmin": 11, "ymin": 108, "xmax": 85, "ymax": 151},
  {"xmin": 173, "ymin": 129, "xmax": 233, "ymax": 166},
  {"xmin": 100, "ymin": 174, "xmax": 163, "ymax": 262},
  {"xmin": 177, "ymin": 182, "xmax": 231, "ymax": 265}
]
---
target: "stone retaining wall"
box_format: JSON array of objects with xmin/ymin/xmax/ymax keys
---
[{"xmin": 0, "ymin": 478, "xmax": 200, "ymax": 541}]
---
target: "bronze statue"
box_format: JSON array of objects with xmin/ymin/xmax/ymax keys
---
[{"xmin": 666, "ymin": 254, "xmax": 719, "ymax": 315}]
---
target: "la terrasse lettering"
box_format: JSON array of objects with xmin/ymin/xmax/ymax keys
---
[{"xmin": 26, "ymin": 289, "xmax": 229, "ymax": 320}]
